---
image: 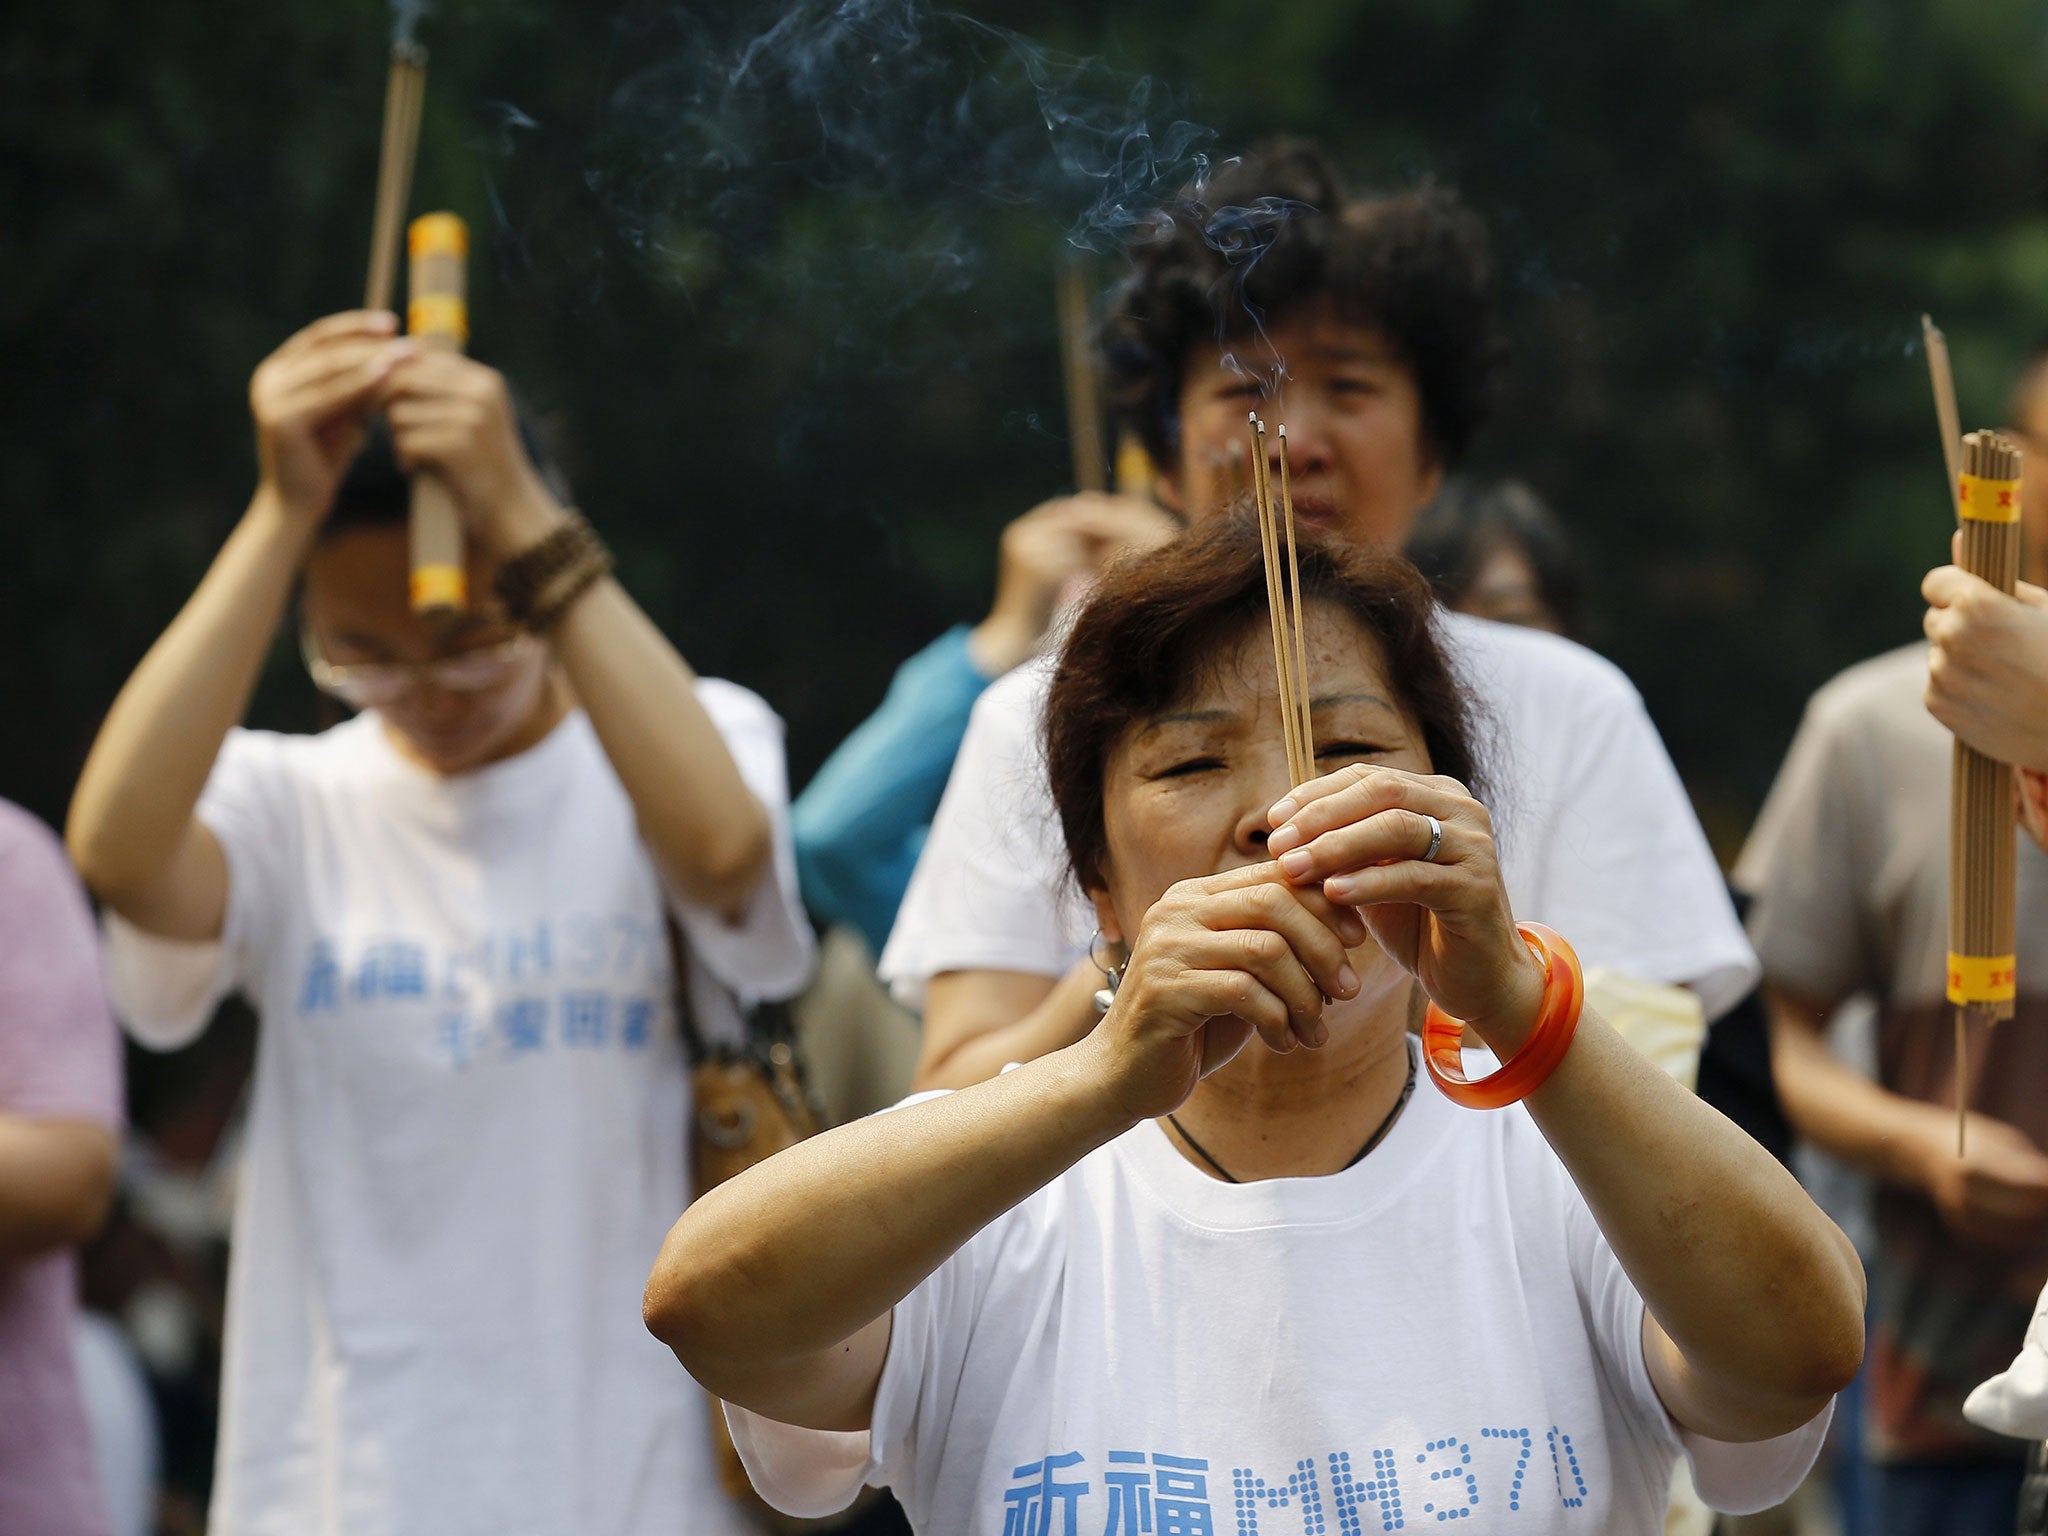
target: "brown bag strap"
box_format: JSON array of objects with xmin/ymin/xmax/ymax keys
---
[{"xmin": 667, "ymin": 913, "xmax": 818, "ymax": 1123}]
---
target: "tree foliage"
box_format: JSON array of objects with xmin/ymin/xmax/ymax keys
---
[{"xmin": 9, "ymin": 0, "xmax": 2048, "ymax": 853}]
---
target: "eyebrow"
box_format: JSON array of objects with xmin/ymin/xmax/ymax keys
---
[
  {"xmin": 1309, "ymin": 690, "xmax": 1397, "ymax": 712},
  {"xmin": 1138, "ymin": 708, "xmax": 1235, "ymax": 735}
]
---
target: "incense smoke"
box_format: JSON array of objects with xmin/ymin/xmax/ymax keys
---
[
  {"xmin": 597, "ymin": 1, "xmax": 1213, "ymax": 253},
  {"xmin": 573, "ymin": 0, "xmax": 1229, "ymax": 363}
]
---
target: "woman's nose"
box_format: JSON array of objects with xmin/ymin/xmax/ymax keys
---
[
  {"xmin": 1270, "ymin": 408, "xmax": 1333, "ymax": 477},
  {"xmin": 1230, "ymin": 769, "xmax": 1294, "ymax": 856}
]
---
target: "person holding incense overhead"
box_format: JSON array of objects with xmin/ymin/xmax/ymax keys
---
[
  {"xmin": 643, "ymin": 517, "xmax": 1864, "ymax": 1533},
  {"xmin": 65, "ymin": 309, "xmax": 812, "ymax": 1536},
  {"xmin": 794, "ymin": 492, "xmax": 1176, "ymax": 959},
  {"xmin": 880, "ymin": 139, "xmax": 1754, "ymax": 1093},
  {"xmin": 1734, "ymin": 349, "xmax": 2048, "ymax": 1533}
]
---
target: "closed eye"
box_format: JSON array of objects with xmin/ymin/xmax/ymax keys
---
[
  {"xmin": 1316, "ymin": 740, "xmax": 1391, "ymax": 761},
  {"xmin": 1152, "ymin": 757, "xmax": 1225, "ymax": 779}
]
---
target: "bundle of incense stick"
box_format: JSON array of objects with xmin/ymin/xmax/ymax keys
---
[
  {"xmin": 407, "ymin": 212, "xmax": 469, "ymax": 615},
  {"xmin": 365, "ymin": 43, "xmax": 428, "ymax": 312},
  {"xmin": 1247, "ymin": 413, "xmax": 1314, "ymax": 787},
  {"xmin": 1055, "ymin": 259, "xmax": 1107, "ymax": 494},
  {"xmin": 1947, "ymin": 428, "xmax": 2023, "ymax": 1150}
]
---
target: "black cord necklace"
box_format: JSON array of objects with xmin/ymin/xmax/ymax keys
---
[{"xmin": 1165, "ymin": 1039, "xmax": 1418, "ymax": 1185}]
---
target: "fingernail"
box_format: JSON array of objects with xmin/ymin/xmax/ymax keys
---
[
  {"xmin": 1270, "ymin": 797, "xmax": 1299, "ymax": 824},
  {"xmin": 1325, "ymin": 876, "xmax": 1356, "ymax": 902},
  {"xmin": 1267, "ymin": 823, "xmax": 1301, "ymax": 855},
  {"xmin": 1312, "ymin": 1019, "xmax": 1330, "ymax": 1046},
  {"xmin": 1277, "ymin": 848, "xmax": 1314, "ymax": 880},
  {"xmin": 1336, "ymin": 963, "xmax": 1359, "ymax": 997}
]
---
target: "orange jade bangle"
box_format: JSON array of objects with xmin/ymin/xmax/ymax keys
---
[{"xmin": 1422, "ymin": 922, "xmax": 1584, "ymax": 1109}]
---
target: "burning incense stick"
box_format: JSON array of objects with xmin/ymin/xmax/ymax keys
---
[
  {"xmin": 1249, "ymin": 413, "xmax": 1315, "ymax": 789},
  {"xmin": 1056, "ymin": 259, "xmax": 1107, "ymax": 494},
  {"xmin": 366, "ymin": 43, "xmax": 428, "ymax": 312},
  {"xmin": 1923, "ymin": 316, "xmax": 1963, "ymax": 505},
  {"xmin": 1248, "ymin": 414, "xmax": 1297, "ymax": 785},
  {"xmin": 1948, "ymin": 427, "xmax": 2023, "ymax": 1153},
  {"xmin": 1278, "ymin": 425, "xmax": 1313, "ymax": 780},
  {"xmin": 407, "ymin": 212, "xmax": 468, "ymax": 615}
]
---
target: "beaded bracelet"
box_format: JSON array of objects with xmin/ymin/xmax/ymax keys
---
[
  {"xmin": 494, "ymin": 512, "xmax": 611, "ymax": 631},
  {"xmin": 1421, "ymin": 922, "xmax": 1584, "ymax": 1109},
  {"xmin": 526, "ymin": 544, "xmax": 614, "ymax": 632}
]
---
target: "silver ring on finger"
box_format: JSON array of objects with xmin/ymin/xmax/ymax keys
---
[{"xmin": 1420, "ymin": 813, "xmax": 1444, "ymax": 863}]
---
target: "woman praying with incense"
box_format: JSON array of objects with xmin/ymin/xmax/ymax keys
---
[
  {"xmin": 645, "ymin": 516, "xmax": 1865, "ymax": 1534},
  {"xmin": 66, "ymin": 311, "xmax": 813, "ymax": 1536}
]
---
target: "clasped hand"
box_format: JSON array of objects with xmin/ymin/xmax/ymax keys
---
[
  {"xmin": 248, "ymin": 310, "xmax": 559, "ymax": 549},
  {"xmin": 1091, "ymin": 765, "xmax": 1544, "ymax": 1122}
]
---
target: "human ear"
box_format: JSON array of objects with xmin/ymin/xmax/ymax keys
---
[
  {"xmin": 1087, "ymin": 885, "xmax": 1126, "ymax": 950},
  {"xmin": 1153, "ymin": 461, "xmax": 1186, "ymax": 515}
]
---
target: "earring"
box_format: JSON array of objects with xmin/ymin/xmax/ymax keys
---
[{"xmin": 1089, "ymin": 929, "xmax": 1127, "ymax": 1016}]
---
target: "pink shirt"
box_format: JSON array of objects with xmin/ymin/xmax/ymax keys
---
[{"xmin": 0, "ymin": 800, "xmax": 121, "ymax": 1536}]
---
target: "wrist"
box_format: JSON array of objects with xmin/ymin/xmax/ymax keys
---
[
  {"xmin": 478, "ymin": 474, "xmax": 569, "ymax": 556},
  {"xmin": 1060, "ymin": 1027, "xmax": 1149, "ymax": 1140},
  {"xmin": 967, "ymin": 611, "xmax": 1042, "ymax": 677},
  {"xmin": 1891, "ymin": 1106, "xmax": 1955, "ymax": 1190},
  {"xmin": 244, "ymin": 485, "xmax": 323, "ymax": 561},
  {"xmin": 1463, "ymin": 946, "xmax": 1549, "ymax": 1059}
]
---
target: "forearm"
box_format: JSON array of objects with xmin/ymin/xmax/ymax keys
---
[
  {"xmin": 646, "ymin": 1037, "xmax": 1131, "ymax": 1413},
  {"xmin": 914, "ymin": 961, "xmax": 1102, "ymax": 1090},
  {"xmin": 67, "ymin": 491, "xmax": 307, "ymax": 902},
  {"xmin": 0, "ymin": 1116, "xmax": 117, "ymax": 1265},
  {"xmin": 1766, "ymin": 992, "xmax": 1943, "ymax": 1188},
  {"xmin": 545, "ymin": 575, "xmax": 771, "ymax": 911},
  {"xmin": 1522, "ymin": 1009, "xmax": 1865, "ymax": 1434}
]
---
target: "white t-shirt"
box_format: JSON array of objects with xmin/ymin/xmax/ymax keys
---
[
  {"xmin": 880, "ymin": 611, "xmax": 1756, "ymax": 1021},
  {"xmin": 102, "ymin": 690, "xmax": 814, "ymax": 1536},
  {"xmin": 730, "ymin": 1067, "xmax": 1830, "ymax": 1533}
]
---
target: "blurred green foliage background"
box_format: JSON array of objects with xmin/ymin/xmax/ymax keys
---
[{"xmin": 10, "ymin": 0, "xmax": 2048, "ymax": 855}]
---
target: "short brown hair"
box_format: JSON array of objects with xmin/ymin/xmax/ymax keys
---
[
  {"xmin": 1101, "ymin": 139, "xmax": 1501, "ymax": 475},
  {"xmin": 1044, "ymin": 514, "xmax": 1480, "ymax": 893}
]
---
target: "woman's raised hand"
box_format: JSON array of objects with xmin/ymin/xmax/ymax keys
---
[
  {"xmin": 250, "ymin": 312, "xmax": 411, "ymax": 524},
  {"xmin": 1264, "ymin": 765, "xmax": 1544, "ymax": 1051},
  {"xmin": 378, "ymin": 350, "xmax": 562, "ymax": 550},
  {"xmin": 1090, "ymin": 868, "xmax": 1365, "ymax": 1122}
]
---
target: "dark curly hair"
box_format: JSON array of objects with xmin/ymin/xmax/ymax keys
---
[
  {"xmin": 1101, "ymin": 139, "xmax": 1501, "ymax": 477},
  {"xmin": 1044, "ymin": 513, "xmax": 1480, "ymax": 895}
]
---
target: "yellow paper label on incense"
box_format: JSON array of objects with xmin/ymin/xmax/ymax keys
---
[
  {"xmin": 410, "ymin": 564, "xmax": 467, "ymax": 611},
  {"xmin": 1958, "ymin": 474, "xmax": 2020, "ymax": 523},
  {"xmin": 1947, "ymin": 952, "xmax": 2017, "ymax": 1004},
  {"xmin": 408, "ymin": 295, "xmax": 469, "ymax": 343}
]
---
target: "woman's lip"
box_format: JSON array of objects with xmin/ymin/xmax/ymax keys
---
[{"xmin": 1288, "ymin": 490, "xmax": 1344, "ymax": 527}]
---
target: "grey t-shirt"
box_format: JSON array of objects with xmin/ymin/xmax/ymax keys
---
[{"xmin": 1737, "ymin": 642, "xmax": 2048, "ymax": 1461}]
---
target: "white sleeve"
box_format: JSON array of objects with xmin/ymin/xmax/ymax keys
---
[
  {"xmin": 724, "ymin": 1409, "xmax": 876, "ymax": 1521},
  {"xmin": 669, "ymin": 680, "xmax": 815, "ymax": 1005},
  {"xmin": 1562, "ymin": 1169, "xmax": 1832, "ymax": 1515},
  {"xmin": 726, "ymin": 1103, "xmax": 1011, "ymax": 1518},
  {"xmin": 878, "ymin": 663, "xmax": 1091, "ymax": 1010},
  {"xmin": 1508, "ymin": 645, "xmax": 1756, "ymax": 1022},
  {"xmin": 102, "ymin": 729, "xmax": 297, "ymax": 1050}
]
